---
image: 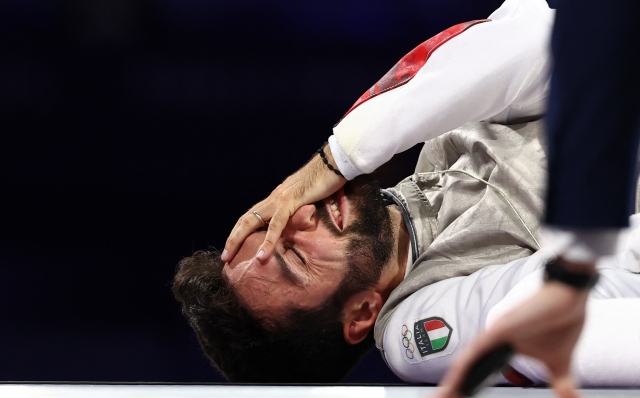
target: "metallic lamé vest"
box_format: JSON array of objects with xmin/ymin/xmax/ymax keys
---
[{"xmin": 374, "ymin": 120, "xmax": 548, "ymax": 352}]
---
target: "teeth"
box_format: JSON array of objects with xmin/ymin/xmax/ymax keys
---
[{"xmin": 328, "ymin": 196, "xmax": 343, "ymax": 228}]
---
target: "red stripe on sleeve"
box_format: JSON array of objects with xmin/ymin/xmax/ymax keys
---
[{"xmin": 337, "ymin": 19, "xmax": 490, "ymax": 123}]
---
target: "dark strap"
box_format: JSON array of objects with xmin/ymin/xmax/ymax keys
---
[
  {"xmin": 460, "ymin": 344, "xmax": 514, "ymax": 396},
  {"xmin": 317, "ymin": 142, "xmax": 344, "ymax": 178},
  {"xmin": 544, "ymin": 259, "xmax": 599, "ymax": 290}
]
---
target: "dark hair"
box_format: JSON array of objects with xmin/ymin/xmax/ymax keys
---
[{"xmin": 173, "ymin": 250, "xmax": 375, "ymax": 382}]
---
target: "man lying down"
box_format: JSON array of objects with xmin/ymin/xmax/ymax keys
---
[
  {"xmin": 173, "ymin": 0, "xmax": 640, "ymax": 386},
  {"xmin": 174, "ymin": 144, "xmax": 640, "ymax": 385}
]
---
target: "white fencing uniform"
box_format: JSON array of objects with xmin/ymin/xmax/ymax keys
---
[
  {"xmin": 382, "ymin": 214, "xmax": 640, "ymax": 386},
  {"xmin": 324, "ymin": 0, "xmax": 640, "ymax": 387},
  {"xmin": 329, "ymin": 0, "xmax": 555, "ymax": 180}
]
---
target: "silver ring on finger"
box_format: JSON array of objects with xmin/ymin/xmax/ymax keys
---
[{"xmin": 252, "ymin": 211, "xmax": 267, "ymax": 227}]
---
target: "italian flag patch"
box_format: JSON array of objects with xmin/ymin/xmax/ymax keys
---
[{"xmin": 414, "ymin": 317, "xmax": 453, "ymax": 356}]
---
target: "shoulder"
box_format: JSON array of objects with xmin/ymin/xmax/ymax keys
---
[
  {"xmin": 380, "ymin": 254, "xmax": 547, "ymax": 383},
  {"xmin": 381, "ymin": 278, "xmax": 467, "ymax": 384}
]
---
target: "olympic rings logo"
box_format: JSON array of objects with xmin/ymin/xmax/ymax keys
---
[{"xmin": 401, "ymin": 324, "xmax": 415, "ymax": 359}]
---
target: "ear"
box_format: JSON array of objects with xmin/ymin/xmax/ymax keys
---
[{"xmin": 342, "ymin": 289, "xmax": 383, "ymax": 345}]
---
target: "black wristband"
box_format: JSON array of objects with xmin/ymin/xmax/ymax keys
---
[
  {"xmin": 317, "ymin": 142, "xmax": 344, "ymax": 178},
  {"xmin": 544, "ymin": 259, "xmax": 599, "ymax": 290}
]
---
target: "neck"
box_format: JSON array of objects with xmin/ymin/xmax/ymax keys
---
[{"xmin": 375, "ymin": 204, "xmax": 410, "ymax": 303}]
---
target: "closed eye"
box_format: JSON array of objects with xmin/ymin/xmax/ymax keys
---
[
  {"xmin": 274, "ymin": 251, "xmax": 303, "ymax": 287},
  {"xmin": 287, "ymin": 245, "xmax": 307, "ymax": 267}
]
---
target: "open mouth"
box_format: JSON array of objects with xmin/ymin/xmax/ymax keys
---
[{"xmin": 325, "ymin": 187, "xmax": 348, "ymax": 231}]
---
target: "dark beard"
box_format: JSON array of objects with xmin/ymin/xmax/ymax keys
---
[{"xmin": 315, "ymin": 174, "xmax": 395, "ymax": 300}]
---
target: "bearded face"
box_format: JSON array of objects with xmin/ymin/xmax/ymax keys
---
[{"xmin": 223, "ymin": 174, "xmax": 395, "ymax": 316}]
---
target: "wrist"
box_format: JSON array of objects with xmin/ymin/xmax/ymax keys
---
[{"xmin": 317, "ymin": 142, "xmax": 346, "ymax": 179}]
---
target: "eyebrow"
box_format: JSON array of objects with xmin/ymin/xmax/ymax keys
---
[{"xmin": 273, "ymin": 251, "xmax": 303, "ymax": 287}]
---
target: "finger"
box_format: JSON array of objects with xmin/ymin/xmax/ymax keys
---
[
  {"xmin": 256, "ymin": 204, "xmax": 295, "ymax": 260},
  {"xmin": 547, "ymin": 355, "xmax": 581, "ymax": 398},
  {"xmin": 550, "ymin": 371, "xmax": 581, "ymax": 398},
  {"xmin": 222, "ymin": 207, "xmax": 270, "ymax": 261},
  {"xmin": 429, "ymin": 385, "xmax": 462, "ymax": 398},
  {"xmin": 222, "ymin": 213, "xmax": 259, "ymax": 261}
]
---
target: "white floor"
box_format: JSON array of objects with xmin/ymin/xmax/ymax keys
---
[{"xmin": 1, "ymin": 384, "xmax": 639, "ymax": 398}]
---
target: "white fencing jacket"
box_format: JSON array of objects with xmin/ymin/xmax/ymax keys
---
[
  {"xmin": 383, "ymin": 214, "xmax": 640, "ymax": 386},
  {"xmin": 328, "ymin": 0, "xmax": 623, "ymax": 266},
  {"xmin": 329, "ymin": 0, "xmax": 554, "ymax": 180},
  {"xmin": 325, "ymin": 0, "xmax": 640, "ymax": 386}
]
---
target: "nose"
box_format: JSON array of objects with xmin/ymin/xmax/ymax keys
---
[{"xmin": 286, "ymin": 204, "xmax": 317, "ymax": 232}]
